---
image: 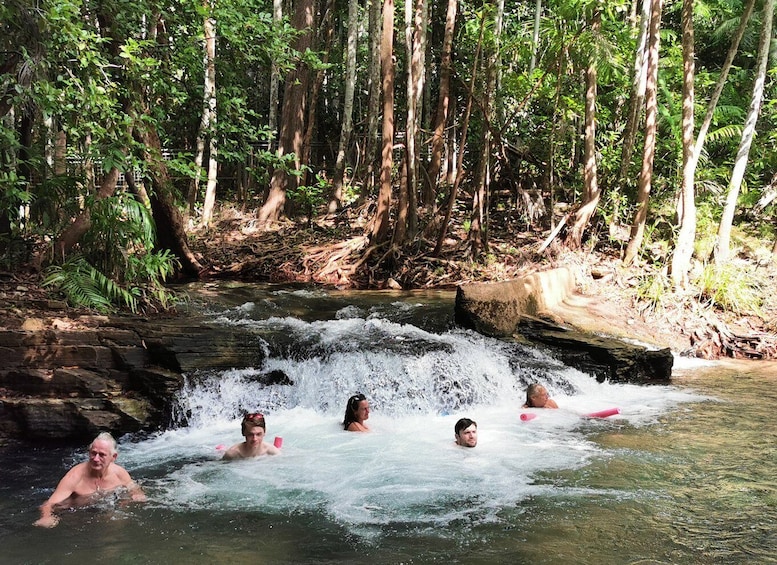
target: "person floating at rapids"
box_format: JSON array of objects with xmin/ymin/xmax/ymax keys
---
[
  {"xmin": 454, "ymin": 418, "xmax": 478, "ymax": 448},
  {"xmin": 222, "ymin": 412, "xmax": 282, "ymax": 460},
  {"xmin": 521, "ymin": 383, "xmax": 559, "ymax": 409},
  {"xmin": 343, "ymin": 393, "xmax": 370, "ymax": 432},
  {"xmin": 34, "ymin": 432, "xmax": 146, "ymax": 528}
]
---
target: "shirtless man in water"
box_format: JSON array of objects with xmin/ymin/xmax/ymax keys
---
[
  {"xmin": 34, "ymin": 432, "xmax": 146, "ymax": 528},
  {"xmin": 222, "ymin": 413, "xmax": 281, "ymax": 460}
]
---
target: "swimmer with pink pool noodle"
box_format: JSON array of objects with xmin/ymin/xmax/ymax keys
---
[
  {"xmin": 519, "ymin": 383, "xmax": 619, "ymax": 421},
  {"xmin": 220, "ymin": 412, "xmax": 282, "ymax": 460},
  {"xmin": 521, "ymin": 383, "xmax": 559, "ymax": 410}
]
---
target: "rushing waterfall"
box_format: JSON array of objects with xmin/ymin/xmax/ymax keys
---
[
  {"xmin": 115, "ymin": 286, "xmax": 705, "ymax": 539},
  {"xmin": 6, "ymin": 286, "xmax": 773, "ymax": 564}
]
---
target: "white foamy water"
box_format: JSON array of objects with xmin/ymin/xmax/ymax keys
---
[{"xmin": 117, "ymin": 302, "xmax": 709, "ymax": 538}]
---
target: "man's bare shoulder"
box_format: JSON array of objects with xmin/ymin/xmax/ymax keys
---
[{"xmin": 222, "ymin": 444, "xmax": 244, "ymax": 460}]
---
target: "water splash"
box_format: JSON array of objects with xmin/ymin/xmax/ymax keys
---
[{"xmin": 118, "ymin": 300, "xmax": 706, "ymax": 538}]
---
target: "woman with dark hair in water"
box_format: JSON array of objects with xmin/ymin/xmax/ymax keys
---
[{"xmin": 343, "ymin": 393, "xmax": 370, "ymax": 431}]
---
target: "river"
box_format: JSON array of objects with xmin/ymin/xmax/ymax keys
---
[{"xmin": 1, "ymin": 285, "xmax": 775, "ymax": 564}]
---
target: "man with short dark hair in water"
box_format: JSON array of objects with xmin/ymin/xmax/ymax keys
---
[
  {"xmin": 454, "ymin": 418, "xmax": 478, "ymax": 448},
  {"xmin": 34, "ymin": 432, "xmax": 146, "ymax": 528},
  {"xmin": 223, "ymin": 412, "xmax": 281, "ymax": 460}
]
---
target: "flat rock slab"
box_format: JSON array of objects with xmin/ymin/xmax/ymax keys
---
[{"xmin": 454, "ymin": 269, "xmax": 673, "ymax": 383}]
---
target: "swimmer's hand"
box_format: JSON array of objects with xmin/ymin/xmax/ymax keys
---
[{"xmin": 33, "ymin": 514, "xmax": 60, "ymax": 528}]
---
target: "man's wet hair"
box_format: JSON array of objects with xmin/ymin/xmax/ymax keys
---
[
  {"xmin": 90, "ymin": 432, "xmax": 118, "ymax": 454},
  {"xmin": 455, "ymin": 418, "xmax": 477, "ymax": 436}
]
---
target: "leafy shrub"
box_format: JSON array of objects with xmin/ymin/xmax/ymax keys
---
[{"xmin": 694, "ymin": 261, "xmax": 763, "ymax": 315}]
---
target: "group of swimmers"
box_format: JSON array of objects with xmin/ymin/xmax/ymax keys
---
[{"xmin": 34, "ymin": 383, "xmax": 557, "ymax": 527}]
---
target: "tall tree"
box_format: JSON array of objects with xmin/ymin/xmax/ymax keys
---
[
  {"xmin": 330, "ymin": 0, "xmax": 359, "ymax": 212},
  {"xmin": 564, "ymin": 9, "xmax": 601, "ymax": 249},
  {"xmin": 714, "ymin": 0, "xmax": 774, "ymax": 263},
  {"xmin": 616, "ymin": 0, "xmax": 650, "ymax": 198},
  {"xmin": 433, "ymin": 14, "xmax": 484, "ymax": 256},
  {"xmin": 400, "ymin": 0, "xmax": 425, "ymax": 239},
  {"xmin": 668, "ymin": 0, "xmax": 695, "ymax": 287},
  {"xmin": 371, "ymin": 0, "xmax": 395, "ymax": 245},
  {"xmin": 425, "ymin": 0, "xmax": 457, "ymax": 206},
  {"xmin": 200, "ymin": 7, "xmax": 218, "ymax": 227},
  {"xmin": 469, "ymin": 0, "xmax": 505, "ymax": 257},
  {"xmin": 623, "ymin": 0, "xmax": 663, "ymax": 266},
  {"xmin": 363, "ymin": 0, "xmax": 383, "ymax": 196},
  {"xmin": 258, "ymin": 0, "xmax": 314, "ymax": 228},
  {"xmin": 269, "ymin": 0, "xmax": 283, "ymax": 138}
]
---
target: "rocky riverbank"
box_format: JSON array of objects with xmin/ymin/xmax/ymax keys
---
[{"xmin": 1, "ymin": 269, "xmax": 680, "ymax": 444}]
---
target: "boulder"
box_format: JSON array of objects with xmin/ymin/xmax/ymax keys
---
[
  {"xmin": 454, "ymin": 269, "xmax": 673, "ymax": 383},
  {"xmin": 455, "ymin": 268, "xmax": 575, "ymax": 336}
]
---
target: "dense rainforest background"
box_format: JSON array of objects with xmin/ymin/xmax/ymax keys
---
[{"xmin": 1, "ymin": 0, "xmax": 776, "ymax": 357}]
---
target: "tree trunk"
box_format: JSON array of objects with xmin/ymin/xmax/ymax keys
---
[
  {"xmin": 268, "ymin": 0, "xmax": 283, "ymax": 138},
  {"xmin": 187, "ymin": 8, "xmax": 216, "ymax": 222},
  {"xmin": 565, "ymin": 11, "xmax": 601, "ymax": 249},
  {"xmin": 257, "ymin": 0, "xmax": 314, "ymax": 228},
  {"xmin": 616, "ymin": 0, "xmax": 650, "ymax": 202},
  {"xmin": 136, "ymin": 125, "xmax": 203, "ymax": 279},
  {"xmin": 669, "ymin": 0, "xmax": 695, "ymax": 288},
  {"xmin": 329, "ymin": 0, "xmax": 359, "ymax": 212},
  {"xmin": 301, "ymin": 0, "xmax": 333, "ymax": 192},
  {"xmin": 201, "ymin": 11, "xmax": 218, "ymax": 227},
  {"xmin": 469, "ymin": 0, "xmax": 504, "ymax": 257},
  {"xmin": 529, "ymin": 0, "xmax": 542, "ymax": 73},
  {"xmin": 714, "ymin": 0, "xmax": 774, "ymax": 264},
  {"xmin": 363, "ymin": 0, "xmax": 382, "ymax": 197},
  {"xmin": 52, "ymin": 167, "xmax": 121, "ymax": 262},
  {"xmin": 425, "ymin": 0, "xmax": 456, "ymax": 206},
  {"xmin": 401, "ymin": 0, "xmax": 425, "ymax": 236},
  {"xmin": 433, "ymin": 16, "xmax": 483, "ymax": 256},
  {"xmin": 371, "ymin": 0, "xmax": 395, "ymax": 245},
  {"xmin": 622, "ymin": 0, "xmax": 663, "ymax": 266},
  {"xmin": 691, "ymin": 0, "xmax": 755, "ymax": 171}
]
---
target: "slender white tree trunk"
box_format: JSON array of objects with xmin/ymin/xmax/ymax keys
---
[
  {"xmin": 623, "ymin": 0, "xmax": 663, "ymax": 266},
  {"xmin": 714, "ymin": 0, "xmax": 774, "ymax": 263},
  {"xmin": 201, "ymin": 13, "xmax": 218, "ymax": 227},
  {"xmin": 529, "ymin": 0, "xmax": 541, "ymax": 73},
  {"xmin": 669, "ymin": 0, "xmax": 695, "ymax": 287}
]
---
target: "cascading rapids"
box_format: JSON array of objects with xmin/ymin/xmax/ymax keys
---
[{"xmin": 116, "ymin": 294, "xmax": 704, "ymax": 539}]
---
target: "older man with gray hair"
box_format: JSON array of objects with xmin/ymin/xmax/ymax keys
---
[{"xmin": 34, "ymin": 432, "xmax": 146, "ymax": 528}]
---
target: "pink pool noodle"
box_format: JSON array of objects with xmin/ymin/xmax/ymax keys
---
[
  {"xmin": 520, "ymin": 413, "xmax": 537, "ymax": 422},
  {"xmin": 584, "ymin": 407, "xmax": 620, "ymax": 419},
  {"xmin": 215, "ymin": 444, "xmax": 226, "ymax": 451},
  {"xmin": 273, "ymin": 436, "xmax": 283, "ymax": 448}
]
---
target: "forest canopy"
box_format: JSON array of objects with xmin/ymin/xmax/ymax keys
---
[{"xmin": 1, "ymin": 0, "xmax": 776, "ymax": 319}]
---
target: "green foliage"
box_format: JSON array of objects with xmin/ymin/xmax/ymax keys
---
[
  {"xmin": 43, "ymin": 256, "xmax": 140, "ymax": 313},
  {"xmin": 289, "ymin": 170, "xmax": 329, "ymax": 226},
  {"xmin": 635, "ymin": 269, "xmax": 672, "ymax": 314},
  {"xmin": 43, "ymin": 194, "xmax": 180, "ymax": 313},
  {"xmin": 694, "ymin": 262, "xmax": 763, "ymax": 315}
]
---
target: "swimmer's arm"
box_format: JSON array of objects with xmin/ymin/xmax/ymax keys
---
[
  {"xmin": 265, "ymin": 442, "xmax": 281, "ymax": 456},
  {"xmin": 221, "ymin": 445, "xmax": 241, "ymax": 460},
  {"xmin": 546, "ymin": 398, "xmax": 559, "ymax": 409},
  {"xmin": 117, "ymin": 467, "xmax": 147, "ymax": 502},
  {"xmin": 34, "ymin": 467, "xmax": 79, "ymax": 527}
]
